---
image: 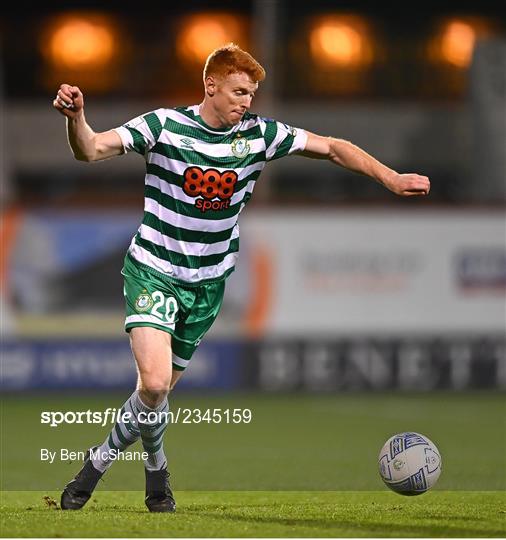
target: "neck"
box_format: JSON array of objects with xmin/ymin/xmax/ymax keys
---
[{"xmin": 198, "ymin": 101, "xmax": 231, "ymax": 129}]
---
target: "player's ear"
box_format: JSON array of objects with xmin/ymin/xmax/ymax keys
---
[{"xmin": 205, "ymin": 76, "xmax": 216, "ymax": 97}]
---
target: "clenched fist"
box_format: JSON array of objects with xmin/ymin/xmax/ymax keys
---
[{"xmin": 53, "ymin": 84, "xmax": 84, "ymax": 118}]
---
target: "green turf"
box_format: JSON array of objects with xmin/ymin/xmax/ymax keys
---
[
  {"xmin": 1, "ymin": 392, "xmax": 505, "ymax": 491},
  {"xmin": 1, "ymin": 490, "xmax": 505, "ymax": 537},
  {"xmin": 1, "ymin": 392, "xmax": 505, "ymax": 537}
]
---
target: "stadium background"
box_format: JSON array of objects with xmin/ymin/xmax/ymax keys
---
[{"xmin": 1, "ymin": 0, "xmax": 505, "ymax": 496}]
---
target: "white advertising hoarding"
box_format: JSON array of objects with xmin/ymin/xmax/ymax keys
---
[{"xmin": 223, "ymin": 209, "xmax": 505, "ymax": 336}]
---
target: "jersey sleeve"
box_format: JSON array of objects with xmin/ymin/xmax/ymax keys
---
[
  {"xmin": 262, "ymin": 119, "xmax": 308, "ymax": 161},
  {"xmin": 113, "ymin": 109, "xmax": 165, "ymax": 155}
]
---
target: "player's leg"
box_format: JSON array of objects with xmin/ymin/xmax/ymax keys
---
[
  {"xmin": 61, "ymin": 259, "xmax": 181, "ymax": 511},
  {"xmin": 169, "ymin": 370, "xmax": 184, "ymax": 391},
  {"xmin": 131, "ymin": 326, "xmax": 172, "ymax": 406},
  {"xmin": 92, "ymin": 329, "xmax": 179, "ymax": 472},
  {"xmin": 128, "ymin": 326, "xmax": 176, "ymax": 512},
  {"xmin": 61, "ymin": 325, "xmax": 177, "ymax": 512},
  {"xmin": 130, "ymin": 326, "xmax": 172, "ymax": 473},
  {"xmin": 60, "ymin": 387, "xmax": 143, "ymax": 510},
  {"xmin": 90, "ymin": 262, "xmax": 180, "ymax": 474},
  {"xmin": 60, "ymin": 264, "xmax": 224, "ymax": 511},
  {"xmin": 132, "ymin": 278, "xmax": 226, "ymax": 512}
]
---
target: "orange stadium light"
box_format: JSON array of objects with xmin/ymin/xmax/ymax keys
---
[
  {"xmin": 309, "ymin": 15, "xmax": 375, "ymax": 68},
  {"xmin": 41, "ymin": 14, "xmax": 118, "ymax": 70},
  {"xmin": 427, "ymin": 17, "xmax": 494, "ymax": 68},
  {"xmin": 176, "ymin": 13, "xmax": 248, "ymax": 64},
  {"xmin": 40, "ymin": 13, "xmax": 122, "ymax": 92}
]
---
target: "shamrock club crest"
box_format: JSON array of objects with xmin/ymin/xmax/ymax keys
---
[
  {"xmin": 135, "ymin": 291, "xmax": 153, "ymax": 312},
  {"xmin": 231, "ymin": 135, "xmax": 250, "ymax": 158}
]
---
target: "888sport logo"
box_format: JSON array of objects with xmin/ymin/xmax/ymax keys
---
[{"xmin": 183, "ymin": 166, "xmax": 238, "ymax": 213}]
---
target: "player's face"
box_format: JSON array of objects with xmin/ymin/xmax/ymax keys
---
[{"xmin": 212, "ymin": 72, "xmax": 258, "ymax": 127}]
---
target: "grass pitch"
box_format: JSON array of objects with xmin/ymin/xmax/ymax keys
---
[
  {"xmin": 1, "ymin": 490, "xmax": 505, "ymax": 537},
  {"xmin": 1, "ymin": 391, "xmax": 505, "ymax": 536}
]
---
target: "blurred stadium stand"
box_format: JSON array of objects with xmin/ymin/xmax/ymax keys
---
[{"xmin": 1, "ymin": 1, "xmax": 505, "ymax": 392}]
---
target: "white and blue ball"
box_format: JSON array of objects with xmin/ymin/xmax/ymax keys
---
[{"xmin": 378, "ymin": 432, "xmax": 442, "ymax": 495}]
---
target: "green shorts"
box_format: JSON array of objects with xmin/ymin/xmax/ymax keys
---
[{"xmin": 122, "ymin": 254, "xmax": 225, "ymax": 370}]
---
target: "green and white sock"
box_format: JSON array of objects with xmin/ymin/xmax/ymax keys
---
[
  {"xmin": 90, "ymin": 391, "xmax": 141, "ymax": 473},
  {"xmin": 135, "ymin": 393, "xmax": 170, "ymax": 471}
]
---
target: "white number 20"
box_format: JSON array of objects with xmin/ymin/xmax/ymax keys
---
[{"xmin": 151, "ymin": 291, "xmax": 178, "ymax": 323}]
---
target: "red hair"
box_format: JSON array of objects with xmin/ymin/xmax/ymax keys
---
[{"xmin": 204, "ymin": 43, "xmax": 266, "ymax": 82}]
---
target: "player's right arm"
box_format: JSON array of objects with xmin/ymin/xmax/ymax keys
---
[{"xmin": 53, "ymin": 84, "xmax": 124, "ymax": 162}]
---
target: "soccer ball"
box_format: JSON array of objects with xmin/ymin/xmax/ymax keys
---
[{"xmin": 378, "ymin": 432, "xmax": 442, "ymax": 495}]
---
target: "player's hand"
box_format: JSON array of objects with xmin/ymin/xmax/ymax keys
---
[
  {"xmin": 53, "ymin": 84, "xmax": 84, "ymax": 118},
  {"xmin": 386, "ymin": 172, "xmax": 430, "ymax": 196}
]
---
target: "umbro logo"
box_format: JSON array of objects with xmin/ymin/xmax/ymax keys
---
[{"xmin": 181, "ymin": 138, "xmax": 195, "ymax": 149}]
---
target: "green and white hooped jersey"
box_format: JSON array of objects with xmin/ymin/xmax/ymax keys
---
[{"xmin": 114, "ymin": 105, "xmax": 308, "ymax": 286}]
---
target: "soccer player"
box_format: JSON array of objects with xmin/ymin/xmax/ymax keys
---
[{"xmin": 53, "ymin": 43, "xmax": 430, "ymax": 513}]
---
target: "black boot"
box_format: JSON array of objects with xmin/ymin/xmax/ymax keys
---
[
  {"xmin": 145, "ymin": 467, "xmax": 176, "ymax": 513},
  {"xmin": 61, "ymin": 448, "xmax": 103, "ymax": 510}
]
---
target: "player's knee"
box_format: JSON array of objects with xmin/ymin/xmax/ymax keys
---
[
  {"xmin": 139, "ymin": 377, "xmax": 171, "ymax": 401},
  {"xmin": 140, "ymin": 388, "xmax": 169, "ymax": 407}
]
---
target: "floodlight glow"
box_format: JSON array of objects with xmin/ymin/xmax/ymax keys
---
[
  {"xmin": 43, "ymin": 15, "xmax": 117, "ymax": 69},
  {"xmin": 428, "ymin": 17, "xmax": 494, "ymax": 68},
  {"xmin": 309, "ymin": 16, "xmax": 374, "ymax": 67},
  {"xmin": 177, "ymin": 13, "xmax": 245, "ymax": 64}
]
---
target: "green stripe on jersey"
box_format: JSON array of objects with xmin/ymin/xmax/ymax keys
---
[
  {"xmin": 144, "ymin": 112, "xmax": 163, "ymax": 140},
  {"xmin": 272, "ymin": 133, "xmax": 296, "ymax": 160},
  {"xmin": 127, "ymin": 127, "xmax": 147, "ymax": 154},
  {"xmin": 165, "ymin": 115, "xmax": 262, "ymax": 144},
  {"xmin": 142, "ymin": 211, "xmax": 236, "ymax": 244},
  {"xmin": 264, "ymin": 121, "xmax": 278, "ymax": 149},
  {"xmin": 152, "ymin": 141, "xmax": 265, "ymax": 168},
  {"xmin": 135, "ymin": 234, "xmax": 239, "ymax": 269}
]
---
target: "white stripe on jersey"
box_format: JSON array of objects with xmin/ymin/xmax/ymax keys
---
[
  {"xmin": 158, "ymin": 131, "xmax": 266, "ymax": 157},
  {"xmin": 165, "ymin": 108, "xmax": 232, "ymax": 134},
  {"xmin": 148, "ymin": 150, "xmax": 265, "ymax": 179},
  {"xmin": 144, "ymin": 197, "xmax": 239, "ymax": 232},
  {"xmin": 138, "ymin": 223, "xmax": 239, "ymax": 257},
  {"xmin": 129, "ymin": 240, "xmax": 239, "ymax": 282},
  {"xmin": 114, "ymin": 126, "xmax": 136, "ymax": 153}
]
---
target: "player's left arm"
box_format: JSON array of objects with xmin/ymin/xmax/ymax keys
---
[{"xmin": 301, "ymin": 131, "xmax": 430, "ymax": 197}]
